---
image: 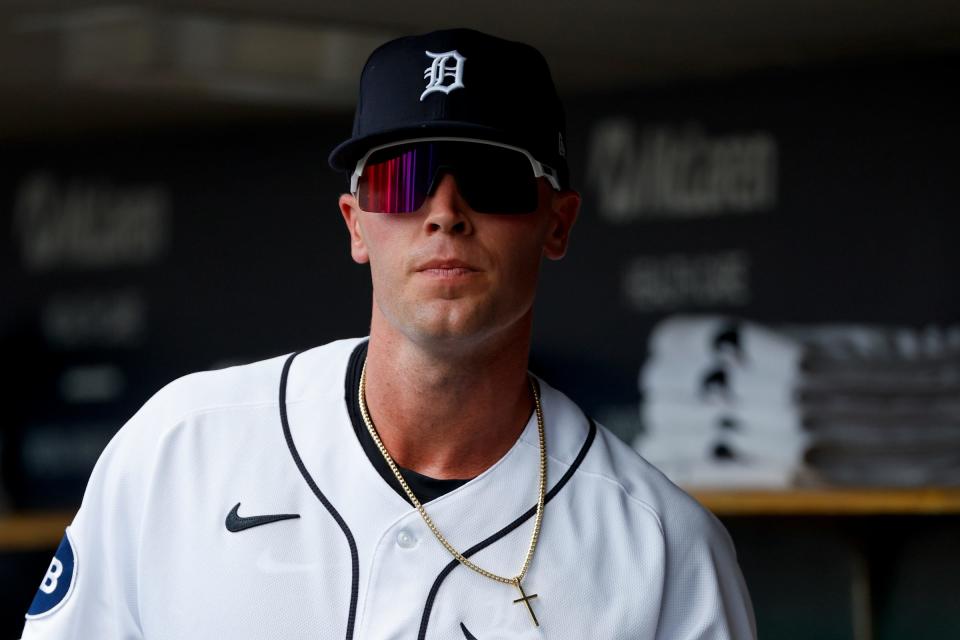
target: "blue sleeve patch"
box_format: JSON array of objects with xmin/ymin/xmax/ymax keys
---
[{"xmin": 26, "ymin": 529, "xmax": 78, "ymax": 619}]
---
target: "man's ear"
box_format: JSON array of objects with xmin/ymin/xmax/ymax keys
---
[
  {"xmin": 339, "ymin": 193, "xmax": 370, "ymax": 264},
  {"xmin": 543, "ymin": 189, "xmax": 581, "ymax": 260}
]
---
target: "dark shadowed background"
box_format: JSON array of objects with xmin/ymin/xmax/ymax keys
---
[{"xmin": 2, "ymin": 2, "xmax": 960, "ymax": 638}]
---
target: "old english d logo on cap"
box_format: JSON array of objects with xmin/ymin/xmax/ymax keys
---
[{"xmin": 421, "ymin": 50, "xmax": 466, "ymax": 101}]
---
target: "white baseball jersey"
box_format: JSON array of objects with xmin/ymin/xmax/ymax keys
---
[{"xmin": 22, "ymin": 337, "xmax": 755, "ymax": 639}]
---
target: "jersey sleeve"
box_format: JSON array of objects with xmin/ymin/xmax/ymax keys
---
[
  {"xmin": 20, "ymin": 383, "xmax": 178, "ymax": 640},
  {"xmin": 654, "ymin": 494, "xmax": 757, "ymax": 640}
]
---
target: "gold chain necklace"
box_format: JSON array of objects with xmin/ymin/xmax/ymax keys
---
[{"xmin": 358, "ymin": 360, "xmax": 547, "ymax": 627}]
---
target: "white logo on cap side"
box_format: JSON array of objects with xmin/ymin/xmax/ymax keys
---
[{"xmin": 421, "ymin": 50, "xmax": 466, "ymax": 101}]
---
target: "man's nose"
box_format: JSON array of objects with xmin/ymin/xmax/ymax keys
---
[{"xmin": 422, "ymin": 172, "xmax": 473, "ymax": 235}]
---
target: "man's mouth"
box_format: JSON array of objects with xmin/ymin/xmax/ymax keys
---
[{"xmin": 416, "ymin": 259, "xmax": 479, "ymax": 276}]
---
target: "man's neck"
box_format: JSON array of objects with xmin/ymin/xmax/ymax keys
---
[{"xmin": 362, "ymin": 311, "xmax": 535, "ymax": 480}]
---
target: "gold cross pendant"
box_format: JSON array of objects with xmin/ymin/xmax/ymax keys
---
[{"xmin": 512, "ymin": 578, "xmax": 540, "ymax": 627}]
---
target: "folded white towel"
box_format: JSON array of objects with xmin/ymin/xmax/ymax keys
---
[
  {"xmin": 641, "ymin": 356, "xmax": 798, "ymax": 406},
  {"xmin": 645, "ymin": 458, "xmax": 799, "ymax": 489},
  {"xmin": 633, "ymin": 430, "xmax": 809, "ymax": 466},
  {"xmin": 642, "ymin": 399, "xmax": 803, "ymax": 435},
  {"xmin": 649, "ymin": 315, "xmax": 803, "ymax": 376}
]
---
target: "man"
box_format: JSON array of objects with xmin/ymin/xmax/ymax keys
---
[{"xmin": 22, "ymin": 28, "xmax": 755, "ymax": 639}]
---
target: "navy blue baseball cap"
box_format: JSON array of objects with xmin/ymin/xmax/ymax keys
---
[{"xmin": 328, "ymin": 28, "xmax": 570, "ymax": 188}]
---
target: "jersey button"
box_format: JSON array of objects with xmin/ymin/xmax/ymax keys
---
[{"xmin": 396, "ymin": 529, "xmax": 418, "ymax": 549}]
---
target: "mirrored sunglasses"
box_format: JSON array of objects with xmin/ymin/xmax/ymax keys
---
[{"xmin": 351, "ymin": 137, "xmax": 560, "ymax": 214}]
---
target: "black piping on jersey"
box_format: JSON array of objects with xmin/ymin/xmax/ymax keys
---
[
  {"xmin": 418, "ymin": 415, "xmax": 598, "ymax": 640},
  {"xmin": 279, "ymin": 351, "xmax": 360, "ymax": 640}
]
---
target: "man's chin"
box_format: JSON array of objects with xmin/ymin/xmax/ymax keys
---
[
  {"xmin": 404, "ymin": 311, "xmax": 499, "ymax": 351},
  {"xmin": 410, "ymin": 320, "xmax": 487, "ymax": 345},
  {"xmin": 375, "ymin": 296, "xmax": 526, "ymax": 352}
]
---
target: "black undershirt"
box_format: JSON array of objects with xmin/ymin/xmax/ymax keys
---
[{"xmin": 345, "ymin": 340, "xmax": 473, "ymax": 504}]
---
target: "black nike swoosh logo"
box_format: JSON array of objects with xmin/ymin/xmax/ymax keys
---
[
  {"xmin": 460, "ymin": 622, "xmax": 479, "ymax": 639},
  {"xmin": 225, "ymin": 502, "xmax": 300, "ymax": 532}
]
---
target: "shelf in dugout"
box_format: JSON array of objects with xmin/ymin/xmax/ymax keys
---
[
  {"xmin": 0, "ymin": 511, "xmax": 75, "ymax": 551},
  {"xmin": 690, "ymin": 487, "xmax": 960, "ymax": 516},
  {"xmin": 3, "ymin": 489, "xmax": 960, "ymax": 551}
]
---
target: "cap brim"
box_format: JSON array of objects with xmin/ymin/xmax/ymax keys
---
[{"xmin": 327, "ymin": 121, "xmax": 535, "ymax": 172}]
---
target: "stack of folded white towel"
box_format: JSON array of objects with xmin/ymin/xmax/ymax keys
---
[
  {"xmin": 634, "ymin": 316, "xmax": 960, "ymax": 488},
  {"xmin": 633, "ymin": 315, "xmax": 810, "ymax": 488}
]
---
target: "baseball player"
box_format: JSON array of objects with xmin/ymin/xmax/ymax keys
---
[{"xmin": 22, "ymin": 29, "xmax": 756, "ymax": 639}]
